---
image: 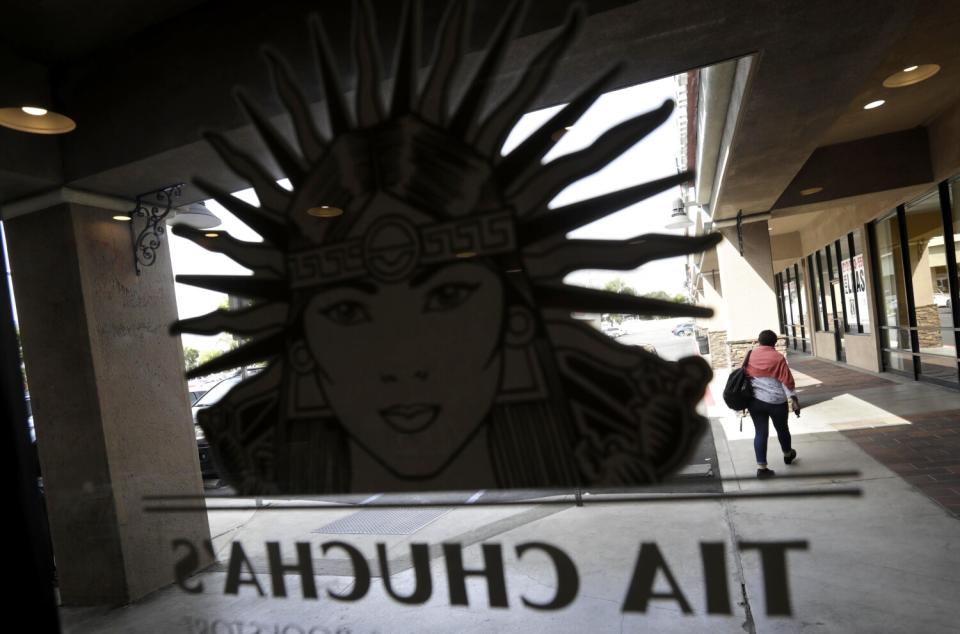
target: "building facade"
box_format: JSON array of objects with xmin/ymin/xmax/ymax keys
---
[{"xmin": 686, "ymin": 54, "xmax": 960, "ymax": 387}]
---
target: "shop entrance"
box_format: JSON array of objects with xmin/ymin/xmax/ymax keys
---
[{"xmin": 870, "ymin": 178, "xmax": 960, "ymax": 387}]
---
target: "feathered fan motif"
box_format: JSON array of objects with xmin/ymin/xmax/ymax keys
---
[{"xmin": 172, "ymin": 0, "xmax": 721, "ymax": 493}]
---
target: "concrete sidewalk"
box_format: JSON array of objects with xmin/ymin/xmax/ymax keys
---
[{"xmin": 61, "ymin": 360, "xmax": 960, "ymax": 633}]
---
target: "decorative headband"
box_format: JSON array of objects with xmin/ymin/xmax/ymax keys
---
[{"xmin": 287, "ymin": 209, "xmax": 517, "ymax": 288}]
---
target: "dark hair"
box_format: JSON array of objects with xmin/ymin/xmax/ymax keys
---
[{"xmin": 758, "ymin": 330, "xmax": 778, "ymax": 346}]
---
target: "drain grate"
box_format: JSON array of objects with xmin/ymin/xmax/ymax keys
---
[{"xmin": 314, "ymin": 508, "xmax": 451, "ymax": 535}]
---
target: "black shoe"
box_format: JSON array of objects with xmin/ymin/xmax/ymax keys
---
[
  {"xmin": 784, "ymin": 449, "xmax": 797, "ymax": 465},
  {"xmin": 757, "ymin": 468, "xmax": 775, "ymax": 479}
]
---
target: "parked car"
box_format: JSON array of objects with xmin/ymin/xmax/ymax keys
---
[
  {"xmin": 188, "ymin": 389, "xmax": 207, "ymax": 405},
  {"xmin": 192, "ymin": 370, "xmax": 261, "ymax": 479},
  {"xmin": 602, "ymin": 324, "xmax": 625, "ymax": 338},
  {"xmin": 933, "ymin": 292, "xmax": 952, "ymax": 308},
  {"xmin": 672, "ymin": 322, "xmax": 695, "ymax": 337}
]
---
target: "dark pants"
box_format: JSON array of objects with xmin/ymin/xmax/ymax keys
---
[{"xmin": 747, "ymin": 399, "xmax": 792, "ymax": 465}]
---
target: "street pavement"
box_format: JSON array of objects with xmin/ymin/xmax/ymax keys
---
[{"xmin": 615, "ymin": 317, "xmax": 701, "ymax": 361}]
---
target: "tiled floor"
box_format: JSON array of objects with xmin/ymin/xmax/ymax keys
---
[{"xmin": 789, "ymin": 356, "xmax": 960, "ymax": 517}]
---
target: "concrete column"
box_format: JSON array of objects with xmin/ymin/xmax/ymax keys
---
[
  {"xmin": 5, "ymin": 203, "xmax": 210, "ymax": 605},
  {"xmin": 716, "ymin": 220, "xmax": 782, "ymax": 366},
  {"xmin": 699, "ymin": 268, "xmax": 730, "ymax": 369}
]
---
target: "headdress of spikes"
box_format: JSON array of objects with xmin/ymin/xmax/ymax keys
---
[{"xmin": 172, "ymin": 0, "xmax": 720, "ymax": 379}]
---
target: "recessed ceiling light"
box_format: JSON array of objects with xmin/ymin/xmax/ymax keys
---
[
  {"xmin": 800, "ymin": 187, "xmax": 823, "ymax": 196},
  {"xmin": 0, "ymin": 106, "xmax": 76, "ymax": 134},
  {"xmin": 882, "ymin": 64, "xmax": 940, "ymax": 88},
  {"xmin": 204, "ymin": 232, "xmax": 220, "ymax": 238},
  {"xmin": 306, "ymin": 205, "xmax": 343, "ymax": 218},
  {"xmin": 863, "ymin": 100, "xmax": 885, "ymax": 110},
  {"xmin": 112, "ymin": 214, "xmax": 132, "ymax": 222}
]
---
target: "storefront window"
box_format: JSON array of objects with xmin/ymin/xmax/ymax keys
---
[
  {"xmin": 949, "ymin": 177, "xmax": 960, "ymax": 322},
  {"xmin": 788, "ymin": 270, "xmax": 800, "ymax": 329},
  {"xmin": 873, "ymin": 211, "xmax": 912, "ymax": 373},
  {"xmin": 850, "ymin": 229, "xmax": 870, "ymax": 333},
  {"xmin": 808, "ymin": 255, "xmax": 822, "ymax": 331},
  {"xmin": 796, "ymin": 261, "xmax": 809, "ymax": 350},
  {"xmin": 774, "ymin": 273, "xmax": 790, "ymax": 337},
  {"xmin": 781, "ymin": 272, "xmax": 791, "ymax": 339},
  {"xmin": 825, "ymin": 244, "xmax": 845, "ymax": 360},
  {"xmin": 905, "ymin": 190, "xmax": 957, "ymax": 384},
  {"xmin": 777, "ymin": 264, "xmax": 809, "ymax": 352},
  {"xmin": 816, "ymin": 250, "xmax": 832, "ymax": 331},
  {"xmin": 832, "ymin": 240, "xmax": 850, "ymax": 333}
]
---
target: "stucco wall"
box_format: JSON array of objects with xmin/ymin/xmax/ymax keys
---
[
  {"xmin": 716, "ymin": 221, "xmax": 780, "ymax": 341},
  {"xmin": 930, "ymin": 97, "xmax": 960, "ymax": 182},
  {"xmin": 813, "ymin": 331, "xmax": 837, "ymax": 361},
  {"xmin": 698, "ymin": 269, "xmax": 727, "ymax": 330},
  {"xmin": 844, "ymin": 333, "xmax": 881, "ymax": 373}
]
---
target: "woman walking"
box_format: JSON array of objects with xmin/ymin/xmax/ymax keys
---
[{"xmin": 745, "ymin": 330, "xmax": 801, "ymax": 478}]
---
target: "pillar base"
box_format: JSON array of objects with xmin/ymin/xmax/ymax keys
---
[{"xmin": 709, "ymin": 330, "xmax": 788, "ymax": 369}]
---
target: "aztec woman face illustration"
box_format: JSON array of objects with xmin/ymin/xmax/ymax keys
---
[
  {"xmin": 172, "ymin": 1, "xmax": 722, "ymax": 494},
  {"xmin": 299, "ymin": 198, "xmax": 507, "ymax": 478}
]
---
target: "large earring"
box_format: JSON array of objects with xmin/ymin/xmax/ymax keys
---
[
  {"xmin": 504, "ymin": 305, "xmax": 536, "ymax": 347},
  {"xmin": 285, "ymin": 339, "xmax": 333, "ymax": 417},
  {"xmin": 497, "ymin": 306, "xmax": 547, "ymax": 403},
  {"xmin": 288, "ymin": 339, "xmax": 316, "ymax": 373}
]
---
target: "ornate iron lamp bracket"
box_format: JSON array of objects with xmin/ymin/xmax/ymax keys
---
[{"xmin": 128, "ymin": 184, "xmax": 184, "ymax": 275}]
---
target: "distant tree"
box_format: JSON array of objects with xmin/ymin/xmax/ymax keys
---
[
  {"xmin": 602, "ymin": 278, "xmax": 637, "ymax": 324},
  {"xmin": 642, "ymin": 290, "xmax": 671, "ymax": 302},
  {"xmin": 183, "ymin": 346, "xmax": 200, "ymax": 372},
  {"xmin": 604, "ymin": 278, "xmax": 637, "ymax": 295},
  {"xmin": 198, "ymin": 348, "xmax": 222, "ymax": 367},
  {"xmin": 217, "ymin": 297, "xmax": 248, "ymax": 350},
  {"xmin": 637, "ymin": 290, "xmax": 685, "ymax": 320}
]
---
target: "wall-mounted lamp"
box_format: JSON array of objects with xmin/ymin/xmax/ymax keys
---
[
  {"xmin": 665, "ymin": 197, "xmax": 694, "ymax": 229},
  {"xmin": 168, "ymin": 201, "xmax": 221, "ymax": 230}
]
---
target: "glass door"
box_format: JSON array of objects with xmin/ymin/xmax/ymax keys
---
[
  {"xmin": 872, "ymin": 211, "xmax": 914, "ymax": 375},
  {"xmin": 906, "ymin": 189, "xmax": 958, "ymax": 385}
]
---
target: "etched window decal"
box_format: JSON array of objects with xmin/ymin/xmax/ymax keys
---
[{"xmin": 171, "ymin": 2, "xmax": 721, "ymax": 494}]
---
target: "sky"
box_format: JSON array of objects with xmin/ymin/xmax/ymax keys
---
[{"xmin": 171, "ymin": 75, "xmax": 687, "ymax": 353}]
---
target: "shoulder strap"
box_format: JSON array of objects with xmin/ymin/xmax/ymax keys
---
[{"xmin": 742, "ymin": 349, "xmax": 753, "ymax": 368}]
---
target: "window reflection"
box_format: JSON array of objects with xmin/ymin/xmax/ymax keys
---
[
  {"xmin": 905, "ymin": 189, "xmax": 957, "ymax": 383},
  {"xmin": 874, "ymin": 212, "xmax": 912, "ymax": 373},
  {"xmin": 851, "ymin": 230, "xmax": 870, "ymax": 333}
]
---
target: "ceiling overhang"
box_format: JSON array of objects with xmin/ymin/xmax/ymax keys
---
[
  {"xmin": 771, "ymin": 128, "xmax": 933, "ymax": 211},
  {"xmin": 0, "ymin": 0, "xmax": 951, "ymax": 223}
]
